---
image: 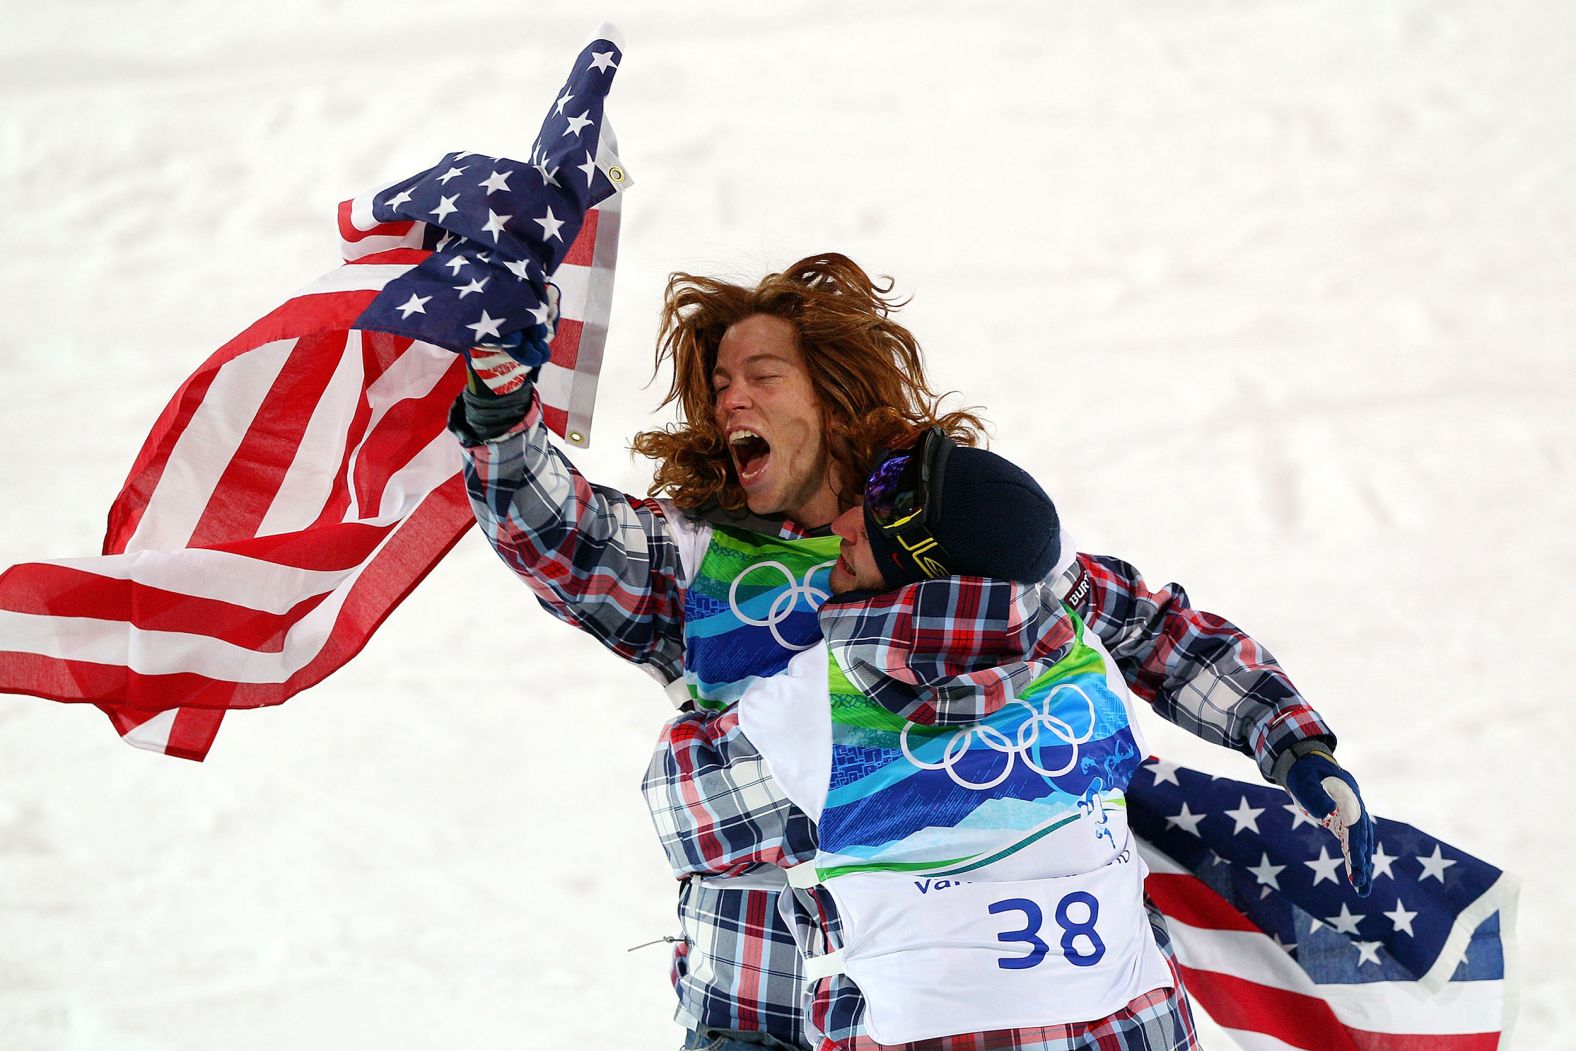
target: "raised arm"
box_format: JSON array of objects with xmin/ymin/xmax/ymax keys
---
[
  {"xmin": 448, "ymin": 379, "xmax": 688, "ymax": 685},
  {"xmin": 1065, "ymin": 553, "xmax": 1333, "ymax": 782}
]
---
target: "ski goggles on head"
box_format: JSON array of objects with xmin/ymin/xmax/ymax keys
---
[{"xmin": 863, "ymin": 426, "xmax": 955, "ymax": 579}]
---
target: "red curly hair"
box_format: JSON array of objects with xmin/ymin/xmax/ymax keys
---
[{"xmin": 630, "ymin": 253, "xmax": 986, "ymax": 513}]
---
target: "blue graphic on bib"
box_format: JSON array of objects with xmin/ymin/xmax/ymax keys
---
[
  {"xmin": 683, "ymin": 526, "xmax": 840, "ymax": 710},
  {"xmin": 817, "ymin": 618, "xmax": 1144, "ymax": 879}
]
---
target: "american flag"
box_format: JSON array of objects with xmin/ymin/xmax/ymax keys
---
[
  {"xmin": 0, "ymin": 25, "xmax": 629, "ymax": 761},
  {"xmin": 1130, "ymin": 759, "xmax": 1517, "ymax": 1050}
]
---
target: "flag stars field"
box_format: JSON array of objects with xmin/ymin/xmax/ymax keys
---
[
  {"xmin": 1324, "ymin": 903, "xmax": 1366, "ymax": 936},
  {"xmin": 1224, "ymin": 797, "xmax": 1264, "ymax": 834},
  {"xmin": 1165, "ymin": 802, "xmax": 1205, "ymax": 835},
  {"xmin": 1384, "ymin": 898, "xmax": 1419, "ymax": 935},
  {"xmin": 1145, "ymin": 759, "xmax": 1182, "ymax": 786},
  {"xmin": 533, "ymin": 156, "xmax": 561, "ymax": 187},
  {"xmin": 429, "ymin": 194, "xmax": 459, "ymax": 221},
  {"xmin": 534, "ymin": 206, "xmax": 565, "ymax": 242},
  {"xmin": 1248, "ymin": 852, "xmax": 1286, "ymax": 891},
  {"xmin": 1417, "ymin": 844, "xmax": 1455, "ymax": 883},
  {"xmin": 1305, "ymin": 845, "xmax": 1345, "ymax": 886},
  {"xmin": 395, "ymin": 293, "xmax": 430, "ymax": 318},
  {"xmin": 479, "ymin": 170, "xmax": 513, "ymax": 195},
  {"xmin": 482, "ymin": 210, "xmax": 511, "ymax": 242},
  {"xmin": 1284, "ymin": 802, "xmax": 1322, "ymax": 830},
  {"xmin": 466, "ymin": 310, "xmax": 505, "ymax": 341},
  {"xmin": 1370, "ymin": 843, "xmax": 1397, "ymax": 880},
  {"xmin": 1130, "ymin": 717, "xmax": 1513, "ymax": 1041}
]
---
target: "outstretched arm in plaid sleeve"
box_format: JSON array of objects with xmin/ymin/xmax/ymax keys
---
[
  {"xmin": 448, "ymin": 388, "xmax": 687, "ymax": 685},
  {"xmin": 1068, "ymin": 553, "xmax": 1334, "ymax": 780}
]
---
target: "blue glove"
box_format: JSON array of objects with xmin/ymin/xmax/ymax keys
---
[{"xmin": 1282, "ymin": 748, "xmax": 1374, "ymax": 896}]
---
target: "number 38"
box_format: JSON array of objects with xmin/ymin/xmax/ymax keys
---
[{"xmin": 987, "ymin": 892, "xmax": 1106, "ymax": 970}]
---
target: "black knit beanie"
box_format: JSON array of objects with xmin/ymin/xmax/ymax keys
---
[{"xmin": 864, "ymin": 444, "xmax": 1060, "ymax": 589}]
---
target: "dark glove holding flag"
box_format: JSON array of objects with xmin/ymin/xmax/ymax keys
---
[
  {"xmin": 1276, "ymin": 741, "xmax": 1376, "ymax": 895},
  {"xmin": 353, "ymin": 24, "xmax": 629, "ymax": 401}
]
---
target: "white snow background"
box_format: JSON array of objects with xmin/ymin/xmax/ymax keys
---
[{"xmin": 2, "ymin": 2, "xmax": 1572, "ymax": 1048}]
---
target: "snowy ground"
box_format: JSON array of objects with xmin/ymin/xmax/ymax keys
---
[{"xmin": 2, "ymin": 2, "xmax": 1573, "ymax": 1048}]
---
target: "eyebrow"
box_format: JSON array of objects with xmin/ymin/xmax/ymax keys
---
[{"xmin": 712, "ymin": 352, "xmax": 793, "ymax": 378}]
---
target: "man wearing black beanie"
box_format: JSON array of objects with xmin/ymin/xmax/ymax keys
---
[{"xmin": 828, "ymin": 429, "xmax": 1062, "ymax": 595}]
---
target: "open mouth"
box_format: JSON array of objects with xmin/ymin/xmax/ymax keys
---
[{"xmin": 729, "ymin": 429, "xmax": 773, "ymax": 486}]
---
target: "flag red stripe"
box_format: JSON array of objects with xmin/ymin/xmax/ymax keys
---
[
  {"xmin": 103, "ymin": 251, "xmax": 431, "ymax": 550},
  {"xmin": 1144, "ymin": 872, "xmax": 1260, "ymax": 933},
  {"xmin": 196, "ymin": 519, "xmax": 399, "ymax": 571},
  {"xmin": 96, "ymin": 704, "xmax": 225, "ymax": 763},
  {"xmin": 104, "ymin": 365, "xmax": 222, "ymax": 555},
  {"xmin": 1175, "ymin": 964, "xmax": 1359, "ymax": 1050},
  {"xmin": 106, "ymin": 290, "xmax": 381, "ymax": 551},
  {"xmin": 561, "ymin": 209, "xmax": 598, "ymax": 267},
  {"xmin": 337, "ymin": 198, "xmax": 416, "ymax": 244},
  {"xmin": 1176, "ymin": 965, "xmax": 1498, "ymax": 1051},
  {"xmin": 309, "ymin": 332, "xmax": 419, "ymax": 530},
  {"xmin": 186, "ymin": 331, "xmax": 350, "ymax": 548},
  {"xmin": 549, "ymin": 318, "xmax": 584, "ymax": 370},
  {"xmin": 1, "ymin": 474, "xmax": 472, "ymax": 720},
  {"xmin": 349, "ymin": 364, "xmax": 466, "ymax": 518},
  {"xmin": 0, "ymin": 563, "xmax": 332, "ymax": 653}
]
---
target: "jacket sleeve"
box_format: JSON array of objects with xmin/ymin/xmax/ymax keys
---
[
  {"xmin": 1065, "ymin": 552, "xmax": 1334, "ymax": 781},
  {"xmin": 448, "ymin": 391, "xmax": 687, "ymax": 685}
]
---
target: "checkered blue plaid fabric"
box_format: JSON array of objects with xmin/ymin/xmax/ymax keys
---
[
  {"xmin": 453, "ymin": 405, "xmax": 1333, "ymax": 1048},
  {"xmin": 450, "ymin": 393, "xmax": 687, "ymax": 686},
  {"xmin": 1076, "ymin": 555, "xmax": 1333, "ymax": 780},
  {"xmin": 819, "ymin": 577, "xmax": 1078, "ymax": 726}
]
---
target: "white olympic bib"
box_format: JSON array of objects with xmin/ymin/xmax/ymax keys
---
[{"xmin": 824, "ymin": 846, "xmax": 1173, "ymax": 1045}]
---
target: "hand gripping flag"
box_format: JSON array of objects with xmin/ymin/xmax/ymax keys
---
[
  {"xmin": 0, "ymin": 25, "xmax": 630, "ymax": 761},
  {"xmin": 1130, "ymin": 759, "xmax": 1518, "ymax": 1050}
]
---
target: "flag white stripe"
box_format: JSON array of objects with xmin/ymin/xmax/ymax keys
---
[
  {"xmin": 298, "ymin": 263, "xmax": 416, "ymax": 296},
  {"xmin": 342, "ymin": 336, "xmax": 453, "ymax": 520},
  {"xmin": 1144, "ymin": 842, "xmax": 1511, "ymax": 1033},
  {"xmin": 1215, "ymin": 1032, "xmax": 1306, "ymax": 1051},
  {"xmin": 551, "ymin": 260, "xmax": 589, "ymax": 310},
  {"xmin": 1420, "ymin": 872, "xmax": 1520, "ymax": 992},
  {"xmin": 256, "ymin": 342, "xmax": 365, "ymax": 536},
  {"xmin": 374, "ymin": 431, "xmax": 461, "ymax": 520},
  {"xmin": 3, "ymin": 520, "xmax": 397, "ymax": 682},
  {"xmin": 2, "ymin": 435, "xmax": 457, "ymax": 685},
  {"xmin": 349, "ymin": 177, "xmax": 403, "ymax": 234},
  {"xmin": 40, "ymin": 547, "xmax": 360, "ymax": 612},
  {"xmin": 1164, "ymin": 916, "xmax": 1507, "ymax": 1034},
  {"xmin": 121, "ymin": 709, "xmax": 178, "ymax": 752},
  {"xmin": 124, "ymin": 337, "xmax": 297, "ymax": 553},
  {"xmin": 535, "ymin": 360, "xmax": 575, "ymax": 416}
]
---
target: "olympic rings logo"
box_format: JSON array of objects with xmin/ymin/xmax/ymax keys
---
[
  {"xmin": 728, "ymin": 559, "xmax": 837, "ymax": 651},
  {"xmin": 900, "ymin": 684, "xmax": 1101, "ymax": 790}
]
